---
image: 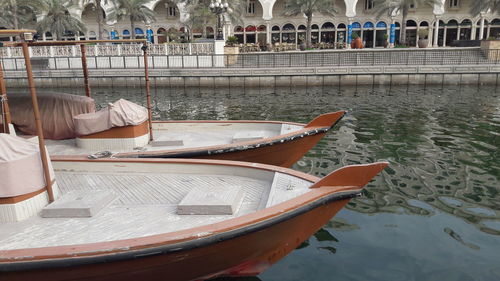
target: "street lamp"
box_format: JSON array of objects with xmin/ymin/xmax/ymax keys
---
[{"xmin": 209, "ymin": 0, "xmax": 228, "ymax": 40}]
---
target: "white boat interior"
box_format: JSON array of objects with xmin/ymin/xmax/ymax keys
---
[
  {"xmin": 44, "ymin": 122, "xmax": 305, "ymax": 156},
  {"xmin": 5, "ymin": 92, "xmax": 305, "ymax": 155},
  {"xmin": 0, "ymin": 160, "xmax": 313, "ymax": 251}
]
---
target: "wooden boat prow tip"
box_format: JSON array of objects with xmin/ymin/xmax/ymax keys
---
[
  {"xmin": 0, "ymin": 158, "xmax": 388, "ymax": 281},
  {"xmin": 305, "ymin": 110, "xmax": 347, "ymax": 129},
  {"xmin": 311, "ymin": 162, "xmax": 389, "ymax": 189}
]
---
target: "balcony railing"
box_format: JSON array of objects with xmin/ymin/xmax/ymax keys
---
[
  {"xmin": 1, "ymin": 47, "xmax": 498, "ymax": 71},
  {"xmin": 0, "ymin": 43, "xmax": 215, "ymax": 58}
]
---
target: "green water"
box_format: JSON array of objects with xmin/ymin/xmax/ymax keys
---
[{"xmin": 86, "ymin": 83, "xmax": 499, "ymax": 281}]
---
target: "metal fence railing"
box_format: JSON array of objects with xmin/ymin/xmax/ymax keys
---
[{"xmin": 1, "ymin": 48, "xmax": 499, "ymax": 71}]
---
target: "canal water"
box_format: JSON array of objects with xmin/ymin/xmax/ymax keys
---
[{"xmin": 69, "ymin": 83, "xmax": 499, "ymax": 281}]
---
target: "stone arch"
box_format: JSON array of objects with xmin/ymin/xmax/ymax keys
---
[
  {"xmin": 157, "ymin": 27, "xmax": 167, "ymax": 43},
  {"xmin": 153, "ymin": 0, "xmax": 180, "ymax": 20},
  {"xmin": 81, "ymin": 3, "xmax": 106, "ymax": 22}
]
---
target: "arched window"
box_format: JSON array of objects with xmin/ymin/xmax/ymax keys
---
[
  {"xmin": 157, "ymin": 28, "xmax": 167, "ymax": 43},
  {"xmin": 376, "ymin": 21, "xmax": 387, "ymax": 29},
  {"xmin": 363, "ymin": 22, "xmax": 374, "ymax": 29},
  {"xmin": 135, "ymin": 28, "xmax": 144, "ymax": 35},
  {"xmin": 45, "ymin": 31, "xmax": 53, "ymax": 40},
  {"xmin": 447, "ymin": 19, "xmax": 459, "ymax": 27},
  {"xmin": 283, "ymin": 23, "xmax": 295, "ymax": 31},
  {"xmin": 206, "ymin": 26, "xmax": 214, "ymax": 39},
  {"xmin": 245, "ymin": 25, "xmax": 256, "ymax": 32},
  {"xmin": 123, "ymin": 30, "xmax": 130, "ymax": 39},
  {"xmin": 234, "ymin": 26, "xmax": 244, "ymax": 32},
  {"xmin": 321, "ymin": 22, "xmax": 335, "ymax": 30},
  {"xmin": 321, "ymin": 22, "xmax": 335, "ymax": 43},
  {"xmin": 271, "ymin": 25, "xmax": 280, "ymax": 44},
  {"xmin": 406, "ymin": 20, "xmax": 417, "ymax": 27},
  {"xmin": 282, "ymin": 23, "xmax": 295, "ymax": 43}
]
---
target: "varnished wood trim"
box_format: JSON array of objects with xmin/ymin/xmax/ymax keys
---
[
  {"xmin": 0, "ymin": 179, "xmax": 54, "ymax": 204},
  {"xmin": 79, "ymin": 121, "xmax": 148, "ymax": 139}
]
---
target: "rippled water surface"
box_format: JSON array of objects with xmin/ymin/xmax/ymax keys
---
[{"xmin": 67, "ymin": 83, "xmax": 500, "ymax": 281}]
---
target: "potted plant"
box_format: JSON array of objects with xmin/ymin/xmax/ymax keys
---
[
  {"xmin": 225, "ymin": 36, "xmax": 240, "ymax": 65},
  {"xmin": 418, "ymin": 29, "xmax": 429, "ymax": 48},
  {"xmin": 351, "ymin": 32, "xmax": 363, "ymax": 49}
]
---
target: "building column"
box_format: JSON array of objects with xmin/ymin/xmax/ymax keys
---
[
  {"xmin": 347, "ymin": 17, "xmax": 353, "ymax": 49},
  {"xmin": 479, "ymin": 14, "xmax": 486, "ymax": 40},
  {"xmin": 457, "ymin": 27, "xmax": 461, "ymax": 40},
  {"xmin": 471, "ymin": 23, "xmax": 477, "ymax": 40},
  {"xmin": 443, "ymin": 27, "xmax": 447, "ymax": 47},
  {"xmin": 390, "ymin": 17, "xmax": 396, "ymax": 48},
  {"xmin": 433, "ymin": 18, "xmax": 440, "ymax": 47},
  {"xmin": 372, "ymin": 28, "xmax": 376, "ymax": 48},
  {"xmin": 265, "ymin": 20, "xmax": 271, "ymax": 44}
]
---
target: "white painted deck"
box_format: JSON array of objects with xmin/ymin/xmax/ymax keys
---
[
  {"xmin": 0, "ymin": 168, "xmax": 312, "ymax": 250},
  {"xmin": 44, "ymin": 122, "xmax": 304, "ymax": 156}
]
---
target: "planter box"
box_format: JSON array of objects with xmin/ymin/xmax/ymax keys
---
[
  {"xmin": 224, "ymin": 46, "xmax": 239, "ymax": 66},
  {"xmin": 481, "ymin": 40, "xmax": 500, "ymax": 61}
]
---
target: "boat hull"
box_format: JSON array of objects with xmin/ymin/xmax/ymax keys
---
[
  {"xmin": 1, "ymin": 195, "xmax": 351, "ymax": 281},
  {"xmin": 139, "ymin": 129, "xmax": 328, "ymax": 168}
]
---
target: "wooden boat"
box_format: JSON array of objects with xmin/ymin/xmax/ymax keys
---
[
  {"xmin": 0, "ymin": 148, "xmax": 387, "ymax": 281},
  {"xmin": 0, "ymin": 33, "xmax": 345, "ymax": 167},
  {"xmin": 45, "ymin": 107, "xmax": 345, "ymax": 168},
  {"xmin": 0, "ymin": 30, "xmax": 388, "ymax": 280}
]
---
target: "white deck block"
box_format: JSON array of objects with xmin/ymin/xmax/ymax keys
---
[
  {"xmin": 150, "ymin": 139, "xmax": 184, "ymax": 147},
  {"xmin": 76, "ymin": 134, "xmax": 149, "ymax": 151},
  {"xmin": 177, "ymin": 186, "xmax": 244, "ymax": 215},
  {"xmin": 231, "ymin": 131, "xmax": 266, "ymax": 143},
  {"xmin": 41, "ymin": 190, "xmax": 115, "ymax": 218}
]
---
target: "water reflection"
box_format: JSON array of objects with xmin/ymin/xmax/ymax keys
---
[
  {"xmin": 12, "ymin": 82, "xmax": 499, "ymax": 279},
  {"xmin": 55, "ymin": 83, "xmax": 499, "ymax": 236}
]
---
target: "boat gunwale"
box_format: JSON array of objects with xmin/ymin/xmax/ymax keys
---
[
  {"xmin": 135, "ymin": 127, "xmax": 330, "ymax": 159},
  {"xmin": 0, "ymin": 185, "xmax": 360, "ymax": 271},
  {"xmin": 150, "ymin": 120, "xmax": 306, "ymax": 126},
  {"xmin": 50, "ymin": 125, "xmax": 331, "ymax": 160},
  {"xmin": 0, "ymin": 158, "xmax": 358, "ymax": 264}
]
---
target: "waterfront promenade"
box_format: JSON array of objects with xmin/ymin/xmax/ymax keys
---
[{"xmin": 2, "ymin": 45, "xmax": 500, "ymax": 86}]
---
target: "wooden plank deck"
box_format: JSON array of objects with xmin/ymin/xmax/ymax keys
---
[{"xmin": 0, "ymin": 171, "xmax": 311, "ymax": 250}]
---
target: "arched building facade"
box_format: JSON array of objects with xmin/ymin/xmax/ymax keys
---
[{"xmin": 2, "ymin": 0, "xmax": 500, "ymax": 48}]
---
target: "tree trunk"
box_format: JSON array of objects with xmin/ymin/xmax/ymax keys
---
[
  {"xmin": 306, "ymin": 13, "xmax": 312, "ymax": 49},
  {"xmin": 13, "ymin": 2, "xmax": 18, "ymax": 30},
  {"xmin": 202, "ymin": 20, "xmax": 207, "ymax": 39},
  {"xmin": 96, "ymin": 0, "xmax": 104, "ymax": 40},
  {"xmin": 400, "ymin": 7, "xmax": 408, "ymax": 46},
  {"xmin": 131, "ymin": 17, "xmax": 135, "ymax": 39}
]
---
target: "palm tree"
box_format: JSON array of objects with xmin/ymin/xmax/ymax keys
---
[
  {"xmin": 470, "ymin": 0, "xmax": 500, "ymax": 16},
  {"xmin": 108, "ymin": 0, "xmax": 155, "ymax": 39},
  {"xmin": 282, "ymin": 0, "xmax": 336, "ymax": 49},
  {"xmin": 0, "ymin": 0, "xmax": 45, "ymax": 29},
  {"xmin": 179, "ymin": 0, "xmax": 246, "ymax": 40},
  {"xmin": 372, "ymin": 0, "xmax": 438, "ymax": 46},
  {"xmin": 36, "ymin": 0, "xmax": 86, "ymax": 40},
  {"xmin": 78, "ymin": 0, "xmax": 112, "ymax": 40},
  {"xmin": 184, "ymin": 2, "xmax": 214, "ymax": 39}
]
